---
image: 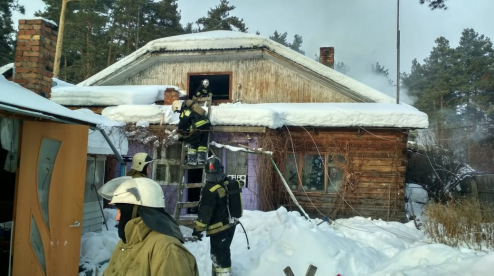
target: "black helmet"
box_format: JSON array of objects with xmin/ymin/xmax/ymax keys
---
[{"xmin": 206, "ymin": 156, "xmax": 223, "ymax": 174}]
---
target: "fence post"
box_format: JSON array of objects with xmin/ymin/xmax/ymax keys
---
[
  {"xmin": 283, "ymin": 266, "xmax": 295, "ymax": 276},
  {"xmin": 471, "ymin": 180, "xmax": 479, "ymax": 200},
  {"xmin": 305, "ymin": 265, "xmax": 318, "ymax": 276}
]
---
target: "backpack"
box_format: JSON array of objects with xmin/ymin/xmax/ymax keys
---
[
  {"xmin": 223, "ymin": 177, "xmax": 243, "ymax": 219},
  {"xmin": 185, "ymin": 99, "xmax": 206, "ymax": 116}
]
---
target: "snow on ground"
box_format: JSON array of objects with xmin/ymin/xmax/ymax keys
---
[
  {"xmin": 51, "ymin": 85, "xmax": 180, "ymax": 106},
  {"xmin": 101, "ymin": 102, "xmax": 428, "ymax": 129},
  {"xmin": 79, "ymin": 209, "xmax": 119, "ymax": 274},
  {"xmin": 80, "ymin": 207, "xmax": 494, "ymax": 276}
]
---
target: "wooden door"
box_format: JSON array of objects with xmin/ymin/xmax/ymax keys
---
[{"xmin": 12, "ymin": 121, "xmax": 88, "ymax": 276}]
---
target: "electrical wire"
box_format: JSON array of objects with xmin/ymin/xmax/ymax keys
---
[
  {"xmin": 282, "ymin": 119, "xmax": 427, "ymax": 243},
  {"xmin": 284, "ymin": 125, "xmax": 326, "ymax": 218}
]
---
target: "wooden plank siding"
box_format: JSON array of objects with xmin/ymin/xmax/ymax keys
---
[
  {"xmin": 118, "ymin": 55, "xmax": 355, "ymax": 104},
  {"xmin": 263, "ymin": 127, "xmax": 408, "ymax": 222}
]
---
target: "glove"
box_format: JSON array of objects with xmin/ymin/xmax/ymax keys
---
[
  {"xmin": 192, "ymin": 229, "xmax": 203, "ymax": 241},
  {"xmin": 177, "ymin": 134, "xmax": 185, "ymax": 142}
]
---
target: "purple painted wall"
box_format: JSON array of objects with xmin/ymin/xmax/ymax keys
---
[{"xmin": 111, "ymin": 135, "xmax": 262, "ymax": 215}]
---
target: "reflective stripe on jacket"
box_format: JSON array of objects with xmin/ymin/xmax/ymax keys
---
[
  {"xmin": 178, "ymin": 107, "xmax": 210, "ymax": 131},
  {"xmin": 195, "ymin": 179, "xmax": 235, "ymax": 236}
]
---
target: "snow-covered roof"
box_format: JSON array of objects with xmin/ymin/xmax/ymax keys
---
[
  {"xmin": 78, "ymin": 31, "xmax": 396, "ymax": 104},
  {"xmin": 0, "ymin": 75, "xmax": 128, "ymax": 155},
  {"xmin": 52, "ymin": 78, "xmax": 75, "ymax": 87},
  {"xmin": 0, "ymin": 75, "xmax": 122, "ymax": 127},
  {"xmin": 102, "ymin": 102, "xmax": 428, "ymax": 129},
  {"xmin": 0, "ymin": 63, "xmax": 13, "ymax": 75},
  {"xmin": 24, "ymin": 17, "xmax": 58, "ymax": 27},
  {"xmin": 51, "ymin": 85, "xmax": 181, "ymax": 106}
]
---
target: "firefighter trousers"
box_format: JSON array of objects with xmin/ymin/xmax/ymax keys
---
[{"xmin": 210, "ymin": 225, "xmax": 236, "ymax": 269}]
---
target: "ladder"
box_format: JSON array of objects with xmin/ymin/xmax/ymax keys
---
[{"xmin": 173, "ymin": 96, "xmax": 212, "ymax": 227}]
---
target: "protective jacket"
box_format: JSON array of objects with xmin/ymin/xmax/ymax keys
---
[
  {"xmin": 126, "ymin": 169, "xmax": 147, "ymax": 178},
  {"xmin": 178, "ymin": 106, "xmax": 210, "ymax": 132},
  {"xmin": 194, "ymin": 84, "xmax": 212, "ymax": 98},
  {"xmin": 195, "ymin": 178, "xmax": 242, "ymax": 236},
  {"xmin": 103, "ymin": 217, "xmax": 199, "ymax": 276}
]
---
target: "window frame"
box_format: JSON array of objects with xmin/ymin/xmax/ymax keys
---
[
  {"xmin": 187, "ymin": 72, "xmax": 233, "ymax": 104},
  {"xmin": 152, "ymin": 144, "xmax": 182, "ymax": 185},
  {"xmin": 285, "ymin": 152, "xmax": 345, "ymax": 193}
]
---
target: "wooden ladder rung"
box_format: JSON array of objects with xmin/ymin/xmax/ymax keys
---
[
  {"xmin": 195, "ymin": 96, "xmax": 212, "ymax": 102},
  {"xmin": 181, "ymin": 165, "xmax": 205, "ymax": 170},
  {"xmin": 176, "ymin": 202, "xmax": 199, "ymax": 208},
  {"xmin": 181, "ymin": 183, "xmax": 205, "ymax": 189}
]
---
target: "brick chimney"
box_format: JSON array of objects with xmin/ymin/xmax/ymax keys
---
[
  {"xmin": 319, "ymin": 47, "xmax": 335, "ymax": 69},
  {"xmin": 14, "ymin": 19, "xmax": 58, "ymax": 98},
  {"xmin": 164, "ymin": 88, "xmax": 180, "ymax": 105}
]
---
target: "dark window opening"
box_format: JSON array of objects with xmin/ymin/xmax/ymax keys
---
[
  {"xmin": 186, "ymin": 170, "xmax": 202, "ymax": 214},
  {"xmin": 0, "ymin": 119, "xmax": 19, "ymax": 275},
  {"xmin": 188, "ymin": 74, "xmax": 231, "ymax": 102}
]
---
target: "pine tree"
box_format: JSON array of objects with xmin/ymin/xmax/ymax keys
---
[
  {"xmin": 269, "ymin": 31, "xmax": 288, "ymax": 46},
  {"xmin": 289, "ymin": 34, "xmax": 305, "ymax": 55},
  {"xmin": 269, "ymin": 31, "xmax": 305, "ymax": 55},
  {"xmin": 402, "ymin": 29, "xmax": 494, "ymax": 143},
  {"xmin": 335, "ymin": 62, "xmax": 350, "ymax": 75},
  {"xmin": 37, "ymin": 0, "xmax": 186, "ymax": 83},
  {"xmin": 372, "ymin": 62, "xmax": 393, "ymax": 85},
  {"xmin": 419, "ymin": 0, "xmax": 447, "ymax": 10},
  {"xmin": 402, "ymin": 36, "xmax": 459, "ymax": 138},
  {"xmin": 196, "ymin": 0, "xmax": 247, "ymax": 32},
  {"xmin": 0, "ymin": 0, "xmax": 24, "ymax": 62}
]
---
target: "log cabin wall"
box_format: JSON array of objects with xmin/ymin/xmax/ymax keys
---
[
  {"xmin": 117, "ymin": 50, "xmax": 358, "ymax": 104},
  {"xmin": 260, "ymin": 127, "xmax": 408, "ymax": 222}
]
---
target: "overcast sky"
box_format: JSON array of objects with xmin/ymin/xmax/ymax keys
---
[{"xmin": 13, "ymin": 0, "xmax": 494, "ymax": 103}]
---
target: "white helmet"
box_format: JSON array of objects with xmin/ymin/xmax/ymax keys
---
[
  {"xmin": 171, "ymin": 100, "xmax": 183, "ymax": 113},
  {"xmin": 202, "ymin": 79, "xmax": 209, "ymax": 87},
  {"xmin": 131, "ymin": 152, "xmax": 153, "ymax": 171},
  {"xmin": 98, "ymin": 176, "xmax": 165, "ymax": 208}
]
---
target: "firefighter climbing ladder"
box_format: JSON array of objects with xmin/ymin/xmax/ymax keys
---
[{"xmin": 173, "ymin": 96, "xmax": 212, "ymax": 227}]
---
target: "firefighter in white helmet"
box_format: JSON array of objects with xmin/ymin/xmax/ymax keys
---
[
  {"xmin": 98, "ymin": 177, "xmax": 199, "ymax": 276},
  {"xmin": 127, "ymin": 152, "xmax": 153, "ymax": 178},
  {"xmin": 193, "ymin": 79, "xmax": 213, "ymax": 99},
  {"xmin": 171, "ymin": 100, "xmax": 211, "ymax": 166}
]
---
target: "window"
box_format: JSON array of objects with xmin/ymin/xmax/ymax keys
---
[
  {"xmin": 285, "ymin": 153, "xmax": 345, "ymax": 193},
  {"xmin": 284, "ymin": 153, "xmax": 299, "ymax": 190},
  {"xmin": 188, "ymin": 73, "xmax": 231, "ymax": 102},
  {"xmin": 327, "ymin": 155, "xmax": 345, "ymax": 192},
  {"xmin": 302, "ymin": 155, "xmax": 325, "ymax": 191},
  {"xmin": 84, "ymin": 156, "xmax": 106, "ymax": 203},
  {"xmin": 153, "ymin": 143, "xmax": 182, "ymax": 185}
]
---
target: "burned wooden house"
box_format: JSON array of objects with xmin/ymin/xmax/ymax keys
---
[{"xmin": 56, "ymin": 31, "xmax": 428, "ymax": 221}]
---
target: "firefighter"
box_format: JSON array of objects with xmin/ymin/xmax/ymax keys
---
[
  {"xmin": 193, "ymin": 79, "xmax": 213, "ymax": 99},
  {"xmin": 126, "ymin": 152, "xmax": 153, "ymax": 178},
  {"xmin": 98, "ymin": 177, "xmax": 199, "ymax": 276},
  {"xmin": 192, "ymin": 156, "xmax": 243, "ymax": 276},
  {"xmin": 171, "ymin": 100, "xmax": 211, "ymax": 166}
]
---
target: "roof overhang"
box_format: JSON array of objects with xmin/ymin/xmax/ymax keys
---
[{"xmin": 0, "ymin": 102, "xmax": 125, "ymax": 163}]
